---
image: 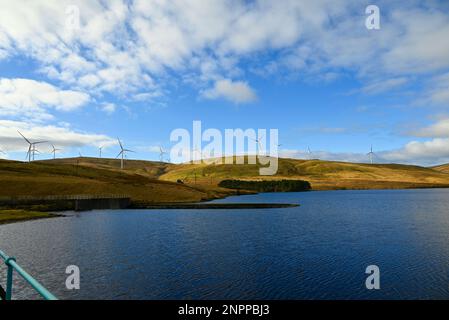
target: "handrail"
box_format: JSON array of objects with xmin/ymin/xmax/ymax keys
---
[{"xmin": 0, "ymin": 250, "xmax": 57, "ymax": 300}]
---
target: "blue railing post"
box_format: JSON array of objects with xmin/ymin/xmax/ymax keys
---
[
  {"xmin": 5, "ymin": 257, "xmax": 15, "ymax": 300},
  {"xmin": 1, "ymin": 250, "xmax": 57, "ymax": 300}
]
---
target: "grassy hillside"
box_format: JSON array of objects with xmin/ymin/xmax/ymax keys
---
[
  {"xmin": 2, "ymin": 157, "xmax": 449, "ymax": 207},
  {"xmin": 0, "ymin": 158, "xmax": 228, "ymax": 203},
  {"xmin": 159, "ymin": 157, "xmax": 449, "ymax": 190},
  {"xmin": 432, "ymin": 163, "xmax": 449, "ymax": 174}
]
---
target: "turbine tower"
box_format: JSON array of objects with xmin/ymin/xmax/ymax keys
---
[
  {"xmin": 307, "ymin": 146, "xmax": 312, "ymax": 159},
  {"xmin": 31, "ymin": 146, "xmax": 41, "ymax": 161},
  {"xmin": 51, "ymin": 144, "xmax": 61, "ymax": 159},
  {"xmin": 251, "ymin": 134, "xmax": 265, "ymax": 155},
  {"xmin": 116, "ymin": 138, "xmax": 134, "ymax": 169},
  {"xmin": 159, "ymin": 146, "xmax": 167, "ymax": 162},
  {"xmin": 367, "ymin": 145, "xmax": 375, "ymax": 164},
  {"xmin": 99, "ymin": 146, "xmax": 103, "ymax": 158},
  {"xmin": 18, "ymin": 131, "xmax": 47, "ymax": 162}
]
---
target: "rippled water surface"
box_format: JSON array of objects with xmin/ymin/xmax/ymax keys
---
[{"xmin": 2, "ymin": 189, "xmax": 449, "ymax": 299}]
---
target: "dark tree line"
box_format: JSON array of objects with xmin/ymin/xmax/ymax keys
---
[{"xmin": 218, "ymin": 179, "xmax": 311, "ymax": 192}]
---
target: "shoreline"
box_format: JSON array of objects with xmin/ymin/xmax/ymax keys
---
[
  {"xmin": 3, "ymin": 186, "xmax": 449, "ymax": 225},
  {"xmin": 0, "ymin": 210, "xmax": 64, "ymax": 225},
  {"xmin": 130, "ymin": 202, "xmax": 299, "ymax": 210}
]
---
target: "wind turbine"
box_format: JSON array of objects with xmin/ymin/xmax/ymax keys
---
[
  {"xmin": 116, "ymin": 138, "xmax": 134, "ymax": 169},
  {"xmin": 0, "ymin": 148, "xmax": 5, "ymax": 158},
  {"xmin": 99, "ymin": 146, "xmax": 103, "ymax": 158},
  {"xmin": 31, "ymin": 146, "xmax": 41, "ymax": 161},
  {"xmin": 367, "ymin": 145, "xmax": 375, "ymax": 164},
  {"xmin": 18, "ymin": 131, "xmax": 47, "ymax": 162},
  {"xmin": 159, "ymin": 146, "xmax": 167, "ymax": 162},
  {"xmin": 51, "ymin": 144, "xmax": 62, "ymax": 159},
  {"xmin": 250, "ymin": 134, "xmax": 265, "ymax": 156},
  {"xmin": 307, "ymin": 146, "xmax": 313, "ymax": 159}
]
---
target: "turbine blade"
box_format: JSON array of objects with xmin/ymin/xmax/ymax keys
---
[
  {"xmin": 116, "ymin": 151, "xmax": 123, "ymax": 159},
  {"xmin": 18, "ymin": 130, "xmax": 31, "ymax": 144},
  {"xmin": 117, "ymin": 138, "xmax": 123, "ymax": 149}
]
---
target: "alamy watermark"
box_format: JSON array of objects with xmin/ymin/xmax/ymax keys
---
[
  {"xmin": 365, "ymin": 5, "xmax": 380, "ymax": 30},
  {"xmin": 365, "ymin": 265, "xmax": 380, "ymax": 290},
  {"xmin": 170, "ymin": 121, "xmax": 279, "ymax": 175},
  {"xmin": 65, "ymin": 265, "xmax": 80, "ymax": 290},
  {"xmin": 65, "ymin": 5, "xmax": 80, "ymax": 32}
]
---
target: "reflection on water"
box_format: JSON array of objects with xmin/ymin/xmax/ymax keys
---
[{"xmin": 1, "ymin": 189, "xmax": 449, "ymax": 299}]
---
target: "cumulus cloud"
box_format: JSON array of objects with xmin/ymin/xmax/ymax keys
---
[
  {"xmin": 413, "ymin": 118, "xmax": 449, "ymax": 137},
  {"xmin": 279, "ymin": 144, "xmax": 449, "ymax": 167},
  {"xmin": 0, "ymin": 120, "xmax": 115, "ymax": 154},
  {"xmin": 0, "ymin": 78, "xmax": 90, "ymax": 120},
  {"xmin": 382, "ymin": 139, "xmax": 449, "ymax": 165},
  {"xmin": 281, "ymin": 116, "xmax": 449, "ymax": 166},
  {"xmin": 1, "ymin": 1, "xmax": 448, "ymax": 103},
  {"xmin": 202, "ymin": 79, "xmax": 257, "ymax": 104}
]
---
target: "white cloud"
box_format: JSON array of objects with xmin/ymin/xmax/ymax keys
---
[
  {"xmin": 360, "ymin": 78, "xmax": 409, "ymax": 95},
  {"xmin": 101, "ymin": 103, "xmax": 116, "ymax": 114},
  {"xmin": 0, "ymin": 120, "xmax": 115, "ymax": 154},
  {"xmin": 279, "ymin": 148, "xmax": 373, "ymax": 164},
  {"xmin": 1, "ymin": 1, "xmax": 448, "ymax": 103},
  {"xmin": 424, "ymin": 72, "xmax": 449, "ymax": 106},
  {"xmin": 0, "ymin": 78, "xmax": 90, "ymax": 120},
  {"xmin": 413, "ymin": 118, "xmax": 449, "ymax": 137},
  {"xmin": 202, "ymin": 79, "xmax": 257, "ymax": 104},
  {"xmin": 382, "ymin": 138, "xmax": 449, "ymax": 165}
]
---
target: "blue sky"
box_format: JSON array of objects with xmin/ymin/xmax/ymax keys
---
[{"xmin": 1, "ymin": 1, "xmax": 449, "ymax": 165}]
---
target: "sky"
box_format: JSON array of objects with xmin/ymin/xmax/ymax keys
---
[{"xmin": 1, "ymin": 0, "xmax": 449, "ymax": 165}]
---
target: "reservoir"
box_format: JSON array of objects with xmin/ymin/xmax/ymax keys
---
[{"xmin": 1, "ymin": 189, "xmax": 449, "ymax": 299}]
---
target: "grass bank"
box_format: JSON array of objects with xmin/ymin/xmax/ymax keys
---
[{"xmin": 0, "ymin": 210, "xmax": 60, "ymax": 225}]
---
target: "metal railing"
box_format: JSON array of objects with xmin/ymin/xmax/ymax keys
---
[{"xmin": 0, "ymin": 250, "xmax": 57, "ymax": 300}]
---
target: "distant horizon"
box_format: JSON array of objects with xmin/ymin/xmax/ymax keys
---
[{"xmin": 4, "ymin": 153, "xmax": 447, "ymax": 169}]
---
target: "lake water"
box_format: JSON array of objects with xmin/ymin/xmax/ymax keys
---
[{"xmin": 1, "ymin": 189, "xmax": 449, "ymax": 300}]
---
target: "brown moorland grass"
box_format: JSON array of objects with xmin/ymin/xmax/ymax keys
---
[
  {"xmin": 1, "ymin": 157, "xmax": 449, "ymax": 206},
  {"xmin": 159, "ymin": 157, "xmax": 449, "ymax": 191},
  {"xmin": 0, "ymin": 158, "xmax": 229, "ymax": 203}
]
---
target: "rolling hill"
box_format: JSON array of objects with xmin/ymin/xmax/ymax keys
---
[
  {"xmin": 0, "ymin": 158, "xmax": 228, "ymax": 203},
  {"xmin": 432, "ymin": 163, "xmax": 449, "ymax": 174},
  {"xmin": 159, "ymin": 157, "xmax": 449, "ymax": 190},
  {"xmin": 1, "ymin": 157, "xmax": 449, "ymax": 205}
]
